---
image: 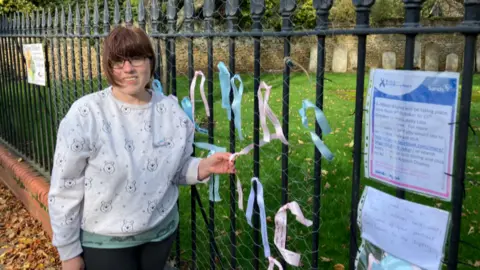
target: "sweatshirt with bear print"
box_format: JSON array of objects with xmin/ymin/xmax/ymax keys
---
[{"xmin": 48, "ymin": 86, "xmax": 208, "ymax": 261}]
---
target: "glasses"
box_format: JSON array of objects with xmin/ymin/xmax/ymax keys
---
[{"xmin": 111, "ymin": 57, "xmax": 148, "ymax": 69}]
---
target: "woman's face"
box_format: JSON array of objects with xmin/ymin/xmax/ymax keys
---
[{"xmin": 111, "ymin": 56, "xmax": 151, "ymax": 95}]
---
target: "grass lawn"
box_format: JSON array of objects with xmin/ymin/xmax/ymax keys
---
[
  {"xmin": 1, "ymin": 72, "xmax": 479, "ymax": 269},
  {"xmin": 171, "ymin": 72, "xmax": 480, "ymax": 269}
]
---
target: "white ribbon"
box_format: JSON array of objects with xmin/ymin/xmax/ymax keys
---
[
  {"xmin": 237, "ymin": 177, "xmax": 243, "ymax": 210},
  {"xmin": 274, "ymin": 201, "xmax": 313, "ymax": 267}
]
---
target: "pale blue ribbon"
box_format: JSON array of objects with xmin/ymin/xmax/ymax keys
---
[
  {"xmin": 152, "ymin": 79, "xmax": 163, "ymax": 95},
  {"xmin": 298, "ymin": 99, "xmax": 334, "ymax": 161},
  {"xmin": 194, "ymin": 142, "xmax": 226, "ymax": 202},
  {"xmin": 246, "ymin": 177, "xmax": 271, "ymax": 258},
  {"xmin": 218, "ymin": 62, "xmax": 232, "ymax": 120},
  {"xmin": 181, "ymin": 97, "xmax": 208, "ymax": 135},
  {"xmin": 231, "ymin": 75, "xmax": 244, "ymax": 141}
]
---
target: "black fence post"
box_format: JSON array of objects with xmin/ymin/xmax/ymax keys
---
[
  {"xmin": 202, "ymin": 0, "xmax": 216, "ymax": 267},
  {"xmin": 349, "ymin": 0, "xmax": 375, "ymax": 268},
  {"xmin": 226, "ymin": 0, "xmax": 240, "ymax": 267},
  {"xmin": 166, "ymin": 0, "xmax": 177, "ymax": 96},
  {"xmin": 312, "ymin": 0, "xmax": 333, "ymax": 268},
  {"xmin": 183, "ymin": 0, "xmax": 197, "ymax": 266},
  {"xmin": 250, "ymin": 0, "xmax": 266, "ymax": 267},
  {"xmin": 279, "ymin": 0, "xmax": 296, "ymax": 266},
  {"xmin": 397, "ymin": 0, "xmax": 424, "ymax": 199},
  {"xmin": 447, "ymin": 1, "xmax": 479, "ymax": 269}
]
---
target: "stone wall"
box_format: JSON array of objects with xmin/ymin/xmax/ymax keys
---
[{"xmin": 2, "ymin": 18, "xmax": 479, "ymax": 82}]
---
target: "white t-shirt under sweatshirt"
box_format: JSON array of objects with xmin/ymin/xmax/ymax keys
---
[{"xmin": 48, "ymin": 86, "xmax": 208, "ymax": 261}]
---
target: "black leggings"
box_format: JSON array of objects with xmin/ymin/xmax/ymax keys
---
[{"xmin": 82, "ymin": 231, "xmax": 176, "ymax": 270}]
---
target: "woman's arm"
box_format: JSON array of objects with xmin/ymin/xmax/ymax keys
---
[{"xmin": 48, "ymin": 108, "xmax": 90, "ymax": 261}]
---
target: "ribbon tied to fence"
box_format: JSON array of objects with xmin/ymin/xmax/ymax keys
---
[
  {"xmin": 181, "ymin": 71, "xmax": 210, "ymax": 135},
  {"xmin": 229, "ymin": 82, "xmax": 288, "ymax": 162},
  {"xmin": 194, "ymin": 142, "xmax": 226, "ymax": 202},
  {"xmin": 298, "ymin": 99, "xmax": 334, "ymax": 161},
  {"xmin": 258, "ymin": 81, "xmax": 288, "ymax": 145},
  {"xmin": 274, "ymin": 201, "xmax": 313, "ymax": 267},
  {"xmin": 218, "ymin": 62, "xmax": 245, "ymax": 141},
  {"xmin": 245, "ymin": 177, "xmax": 283, "ymax": 270}
]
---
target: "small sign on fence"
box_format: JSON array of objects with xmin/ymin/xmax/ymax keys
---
[
  {"xmin": 355, "ymin": 186, "xmax": 450, "ymax": 270},
  {"xmin": 22, "ymin": 44, "xmax": 46, "ymax": 86},
  {"xmin": 364, "ymin": 68, "xmax": 460, "ymax": 201}
]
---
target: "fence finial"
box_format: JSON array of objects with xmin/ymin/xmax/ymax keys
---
[
  {"xmin": 32, "ymin": 11, "xmax": 36, "ymax": 34},
  {"xmin": 280, "ymin": 0, "xmax": 296, "ymax": 32},
  {"xmin": 68, "ymin": 4, "xmax": 73, "ymax": 35},
  {"xmin": 36, "ymin": 10, "xmax": 41, "ymax": 34},
  {"xmin": 403, "ymin": 0, "xmax": 423, "ymax": 27},
  {"xmin": 462, "ymin": 0, "xmax": 480, "ymax": 26},
  {"xmin": 47, "ymin": 9, "xmax": 52, "ymax": 34},
  {"xmin": 352, "ymin": 0, "xmax": 375, "ymax": 28},
  {"xmin": 313, "ymin": 0, "xmax": 333, "ymax": 30},
  {"xmin": 61, "ymin": 6, "xmax": 66, "ymax": 34},
  {"xmin": 104, "ymin": 0, "xmax": 110, "ymax": 33},
  {"xmin": 114, "ymin": 0, "xmax": 121, "ymax": 26},
  {"xmin": 226, "ymin": 0, "xmax": 239, "ymax": 32},
  {"xmin": 204, "ymin": 0, "xmax": 215, "ymax": 19},
  {"xmin": 166, "ymin": 0, "xmax": 177, "ymax": 34},
  {"xmin": 75, "ymin": 3, "xmax": 81, "ymax": 35},
  {"xmin": 84, "ymin": 0, "xmax": 91, "ymax": 34},
  {"xmin": 42, "ymin": 9, "xmax": 47, "ymax": 34},
  {"xmin": 125, "ymin": 0, "xmax": 133, "ymax": 26},
  {"xmin": 151, "ymin": 0, "xmax": 159, "ymax": 33},
  {"xmin": 26, "ymin": 12, "xmax": 31, "ymax": 33},
  {"xmin": 93, "ymin": 0, "xmax": 99, "ymax": 35},
  {"xmin": 138, "ymin": 0, "xmax": 146, "ymax": 30},
  {"xmin": 250, "ymin": 0, "xmax": 265, "ymax": 30}
]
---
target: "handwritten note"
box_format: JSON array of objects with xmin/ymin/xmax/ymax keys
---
[{"xmin": 360, "ymin": 186, "xmax": 450, "ymax": 270}]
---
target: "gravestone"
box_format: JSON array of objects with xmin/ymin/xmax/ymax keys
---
[
  {"xmin": 414, "ymin": 40, "xmax": 422, "ymax": 69},
  {"xmin": 425, "ymin": 44, "xmax": 440, "ymax": 71},
  {"xmin": 349, "ymin": 50, "xmax": 358, "ymax": 70},
  {"xmin": 332, "ymin": 45, "xmax": 348, "ymax": 73},
  {"xmin": 309, "ymin": 46, "xmax": 318, "ymax": 73},
  {"xmin": 382, "ymin": 52, "xmax": 396, "ymax": 69},
  {"xmin": 445, "ymin": 53, "xmax": 459, "ymax": 72},
  {"xmin": 477, "ymin": 49, "xmax": 480, "ymax": 73}
]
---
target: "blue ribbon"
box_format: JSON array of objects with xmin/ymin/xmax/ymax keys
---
[
  {"xmin": 246, "ymin": 177, "xmax": 271, "ymax": 258},
  {"xmin": 181, "ymin": 97, "xmax": 208, "ymax": 135},
  {"xmin": 152, "ymin": 79, "xmax": 163, "ymax": 95},
  {"xmin": 194, "ymin": 142, "xmax": 226, "ymax": 202},
  {"xmin": 298, "ymin": 99, "xmax": 334, "ymax": 161},
  {"xmin": 231, "ymin": 75, "xmax": 244, "ymax": 141},
  {"xmin": 218, "ymin": 62, "xmax": 232, "ymax": 120}
]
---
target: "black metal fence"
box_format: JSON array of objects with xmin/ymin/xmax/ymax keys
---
[{"xmin": 0, "ymin": 0, "xmax": 478, "ymax": 269}]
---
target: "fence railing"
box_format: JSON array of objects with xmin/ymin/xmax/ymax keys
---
[{"xmin": 0, "ymin": 0, "xmax": 479, "ymax": 269}]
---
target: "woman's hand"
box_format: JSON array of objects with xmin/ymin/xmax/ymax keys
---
[
  {"xmin": 62, "ymin": 256, "xmax": 85, "ymax": 270},
  {"xmin": 198, "ymin": 153, "xmax": 236, "ymax": 180}
]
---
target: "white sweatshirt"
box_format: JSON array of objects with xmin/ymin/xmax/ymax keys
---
[{"xmin": 48, "ymin": 87, "xmax": 208, "ymax": 261}]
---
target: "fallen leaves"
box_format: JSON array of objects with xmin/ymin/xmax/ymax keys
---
[{"xmin": 0, "ymin": 182, "xmax": 61, "ymax": 270}]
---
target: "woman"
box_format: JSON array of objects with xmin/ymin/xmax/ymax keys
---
[{"xmin": 48, "ymin": 25, "xmax": 235, "ymax": 270}]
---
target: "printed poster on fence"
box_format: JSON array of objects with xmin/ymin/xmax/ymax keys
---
[
  {"xmin": 355, "ymin": 186, "xmax": 450, "ymax": 270},
  {"xmin": 23, "ymin": 43, "xmax": 46, "ymax": 86},
  {"xmin": 364, "ymin": 69, "xmax": 459, "ymax": 201}
]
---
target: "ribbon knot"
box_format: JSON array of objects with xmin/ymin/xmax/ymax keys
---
[{"xmin": 298, "ymin": 99, "xmax": 334, "ymax": 161}]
